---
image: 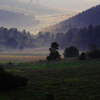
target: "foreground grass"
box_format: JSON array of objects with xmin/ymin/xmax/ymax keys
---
[{"xmin": 0, "ymin": 58, "xmax": 100, "ymax": 100}]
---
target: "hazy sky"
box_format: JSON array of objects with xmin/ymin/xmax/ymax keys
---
[{"xmin": 23, "ymin": 0, "xmax": 100, "ymax": 11}]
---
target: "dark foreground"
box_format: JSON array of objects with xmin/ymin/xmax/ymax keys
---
[{"xmin": 0, "ymin": 58, "xmax": 100, "ymax": 100}]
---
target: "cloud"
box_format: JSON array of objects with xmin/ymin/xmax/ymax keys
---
[{"xmin": 85, "ymin": 0, "xmax": 99, "ymax": 2}]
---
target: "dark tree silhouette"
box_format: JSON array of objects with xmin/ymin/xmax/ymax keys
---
[
  {"xmin": 90, "ymin": 43, "xmax": 98, "ymax": 50},
  {"xmin": 87, "ymin": 49, "xmax": 100, "ymax": 58},
  {"xmin": 46, "ymin": 42, "xmax": 61, "ymax": 61},
  {"xmin": 63, "ymin": 46, "xmax": 79, "ymax": 58},
  {"xmin": 79, "ymin": 52, "xmax": 86, "ymax": 60}
]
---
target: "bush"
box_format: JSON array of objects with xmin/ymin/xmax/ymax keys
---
[
  {"xmin": 0, "ymin": 66, "xmax": 5, "ymax": 73},
  {"xmin": 63, "ymin": 46, "xmax": 79, "ymax": 58},
  {"xmin": 87, "ymin": 49, "xmax": 100, "ymax": 58},
  {"xmin": 79, "ymin": 52, "xmax": 86, "ymax": 60},
  {"xmin": 0, "ymin": 66, "xmax": 28, "ymax": 90}
]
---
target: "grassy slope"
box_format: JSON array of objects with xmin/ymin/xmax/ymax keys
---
[{"xmin": 0, "ymin": 58, "xmax": 100, "ymax": 100}]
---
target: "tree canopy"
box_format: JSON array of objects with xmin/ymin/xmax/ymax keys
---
[
  {"xmin": 63, "ymin": 46, "xmax": 79, "ymax": 58},
  {"xmin": 46, "ymin": 42, "xmax": 61, "ymax": 61}
]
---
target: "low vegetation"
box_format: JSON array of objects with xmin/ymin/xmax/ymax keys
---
[
  {"xmin": 0, "ymin": 56, "xmax": 100, "ymax": 100},
  {"xmin": 79, "ymin": 52, "xmax": 86, "ymax": 60},
  {"xmin": 0, "ymin": 66, "xmax": 28, "ymax": 91},
  {"xmin": 87, "ymin": 49, "xmax": 100, "ymax": 58}
]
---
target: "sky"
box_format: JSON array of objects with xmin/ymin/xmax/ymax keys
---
[{"xmin": 22, "ymin": 0, "xmax": 100, "ymax": 11}]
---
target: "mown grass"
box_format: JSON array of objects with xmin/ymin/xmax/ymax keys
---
[{"xmin": 0, "ymin": 58, "xmax": 100, "ymax": 100}]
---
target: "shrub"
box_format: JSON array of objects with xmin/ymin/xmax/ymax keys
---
[
  {"xmin": 79, "ymin": 52, "xmax": 86, "ymax": 60},
  {"xmin": 0, "ymin": 66, "xmax": 5, "ymax": 73},
  {"xmin": 87, "ymin": 49, "xmax": 100, "ymax": 58},
  {"xmin": 0, "ymin": 66, "xmax": 28, "ymax": 90},
  {"xmin": 63, "ymin": 46, "xmax": 79, "ymax": 58},
  {"xmin": 46, "ymin": 94, "xmax": 54, "ymax": 100}
]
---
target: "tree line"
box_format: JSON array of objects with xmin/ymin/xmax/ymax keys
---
[
  {"xmin": 0, "ymin": 27, "xmax": 55, "ymax": 49},
  {"xmin": 39, "ymin": 24, "xmax": 100, "ymax": 51},
  {"xmin": 52, "ymin": 24, "xmax": 100, "ymax": 51},
  {"xmin": 1, "ymin": 24, "xmax": 100, "ymax": 51}
]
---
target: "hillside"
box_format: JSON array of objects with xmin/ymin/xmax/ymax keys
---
[
  {"xmin": 42, "ymin": 4, "xmax": 100, "ymax": 33},
  {"xmin": 29, "ymin": 13, "xmax": 78, "ymax": 34},
  {"xmin": 0, "ymin": 9, "xmax": 77, "ymax": 34},
  {"xmin": 0, "ymin": 9, "xmax": 40, "ymax": 29},
  {"xmin": 0, "ymin": 0, "xmax": 78, "ymax": 34}
]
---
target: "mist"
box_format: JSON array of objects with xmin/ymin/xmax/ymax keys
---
[{"xmin": 22, "ymin": 0, "xmax": 100, "ymax": 11}]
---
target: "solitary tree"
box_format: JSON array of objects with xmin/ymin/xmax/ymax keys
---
[
  {"xmin": 46, "ymin": 42, "xmax": 61, "ymax": 61},
  {"xmin": 63, "ymin": 46, "xmax": 79, "ymax": 58}
]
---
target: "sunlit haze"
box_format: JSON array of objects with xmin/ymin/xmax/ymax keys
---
[{"xmin": 22, "ymin": 0, "xmax": 100, "ymax": 11}]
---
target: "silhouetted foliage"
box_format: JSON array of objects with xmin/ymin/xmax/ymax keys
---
[
  {"xmin": 0, "ymin": 27, "xmax": 39, "ymax": 49},
  {"xmin": 90, "ymin": 43, "xmax": 98, "ymax": 50},
  {"xmin": 63, "ymin": 46, "xmax": 79, "ymax": 58},
  {"xmin": 87, "ymin": 49, "xmax": 100, "ymax": 58},
  {"xmin": 0, "ymin": 66, "xmax": 28, "ymax": 91},
  {"xmin": 55, "ymin": 24, "xmax": 100, "ymax": 51},
  {"xmin": 2, "ymin": 22, "xmax": 100, "ymax": 51},
  {"xmin": 46, "ymin": 42, "xmax": 61, "ymax": 61},
  {"xmin": 8, "ymin": 62, "xmax": 13, "ymax": 65},
  {"xmin": 79, "ymin": 52, "xmax": 86, "ymax": 60},
  {"xmin": 0, "ymin": 66, "xmax": 5, "ymax": 73},
  {"xmin": 46, "ymin": 94, "xmax": 54, "ymax": 100}
]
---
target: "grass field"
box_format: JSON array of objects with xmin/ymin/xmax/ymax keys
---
[{"xmin": 0, "ymin": 57, "xmax": 100, "ymax": 100}]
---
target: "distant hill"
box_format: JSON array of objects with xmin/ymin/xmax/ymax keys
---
[
  {"xmin": 43, "ymin": 4, "xmax": 100, "ymax": 33},
  {"xmin": 0, "ymin": 0, "xmax": 74, "ymax": 15},
  {"xmin": 0, "ymin": 9, "xmax": 40, "ymax": 29},
  {"xmin": 0, "ymin": 0, "xmax": 78, "ymax": 33},
  {"xmin": 40, "ymin": 4, "xmax": 100, "ymax": 51}
]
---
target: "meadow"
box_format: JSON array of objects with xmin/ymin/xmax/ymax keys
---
[
  {"xmin": 0, "ymin": 48, "xmax": 64, "ymax": 62},
  {"xmin": 0, "ymin": 48, "xmax": 100, "ymax": 100}
]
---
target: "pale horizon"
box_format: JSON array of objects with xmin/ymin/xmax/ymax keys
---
[{"xmin": 21, "ymin": 0, "xmax": 100, "ymax": 11}]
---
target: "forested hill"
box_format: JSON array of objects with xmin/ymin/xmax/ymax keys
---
[
  {"xmin": 47, "ymin": 4, "xmax": 100, "ymax": 33},
  {"xmin": 55, "ymin": 24, "xmax": 100, "ymax": 51},
  {"xmin": 0, "ymin": 9, "xmax": 40, "ymax": 28}
]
